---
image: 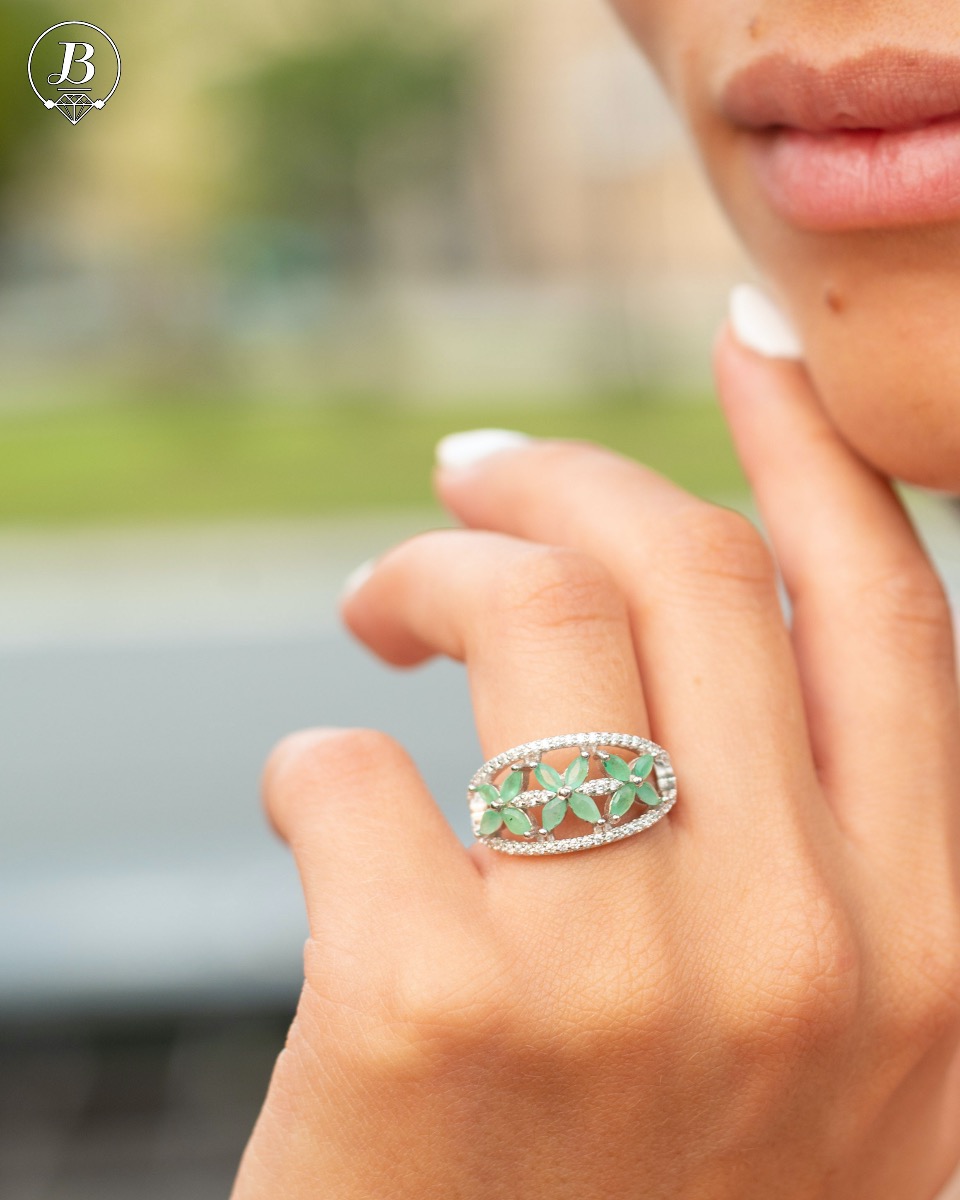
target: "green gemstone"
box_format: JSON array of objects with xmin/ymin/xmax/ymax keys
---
[
  {"xmin": 479, "ymin": 810, "xmax": 503, "ymax": 835},
  {"xmin": 502, "ymin": 806, "xmax": 534, "ymax": 835},
  {"xmin": 564, "ymin": 755, "xmax": 589, "ymax": 789},
  {"xmin": 630, "ymin": 755, "xmax": 654, "ymax": 781},
  {"xmin": 541, "ymin": 796, "xmax": 568, "ymax": 832},
  {"xmin": 637, "ymin": 782, "xmax": 661, "ymax": 807},
  {"xmin": 603, "ymin": 754, "xmax": 632, "ymax": 782},
  {"xmin": 534, "ymin": 763, "xmax": 564, "ymax": 791},
  {"xmin": 499, "ymin": 770, "xmax": 524, "ymax": 804},
  {"xmin": 609, "ymin": 784, "xmax": 637, "ymax": 818},
  {"xmin": 476, "ymin": 783, "xmax": 501, "ymax": 806},
  {"xmin": 569, "ymin": 791, "xmax": 602, "ymax": 824}
]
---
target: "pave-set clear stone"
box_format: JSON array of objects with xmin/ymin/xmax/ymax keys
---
[{"xmin": 468, "ymin": 732, "xmax": 676, "ymax": 856}]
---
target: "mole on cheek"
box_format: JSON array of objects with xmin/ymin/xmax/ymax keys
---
[
  {"xmin": 748, "ymin": 16, "xmax": 764, "ymax": 39},
  {"xmin": 824, "ymin": 284, "xmax": 846, "ymax": 314}
]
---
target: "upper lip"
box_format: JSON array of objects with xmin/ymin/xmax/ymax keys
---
[{"xmin": 720, "ymin": 47, "xmax": 960, "ymax": 133}]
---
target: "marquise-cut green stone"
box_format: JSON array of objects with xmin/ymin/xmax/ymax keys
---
[
  {"xmin": 570, "ymin": 791, "xmax": 602, "ymax": 824},
  {"xmin": 637, "ymin": 782, "xmax": 661, "ymax": 807},
  {"xmin": 535, "ymin": 763, "xmax": 564, "ymax": 791},
  {"xmin": 630, "ymin": 755, "xmax": 654, "ymax": 781},
  {"xmin": 499, "ymin": 771, "xmax": 524, "ymax": 804},
  {"xmin": 502, "ymin": 806, "xmax": 533, "ymax": 835},
  {"xmin": 476, "ymin": 783, "xmax": 501, "ymax": 806},
  {"xmin": 541, "ymin": 795, "xmax": 568, "ymax": 832},
  {"xmin": 609, "ymin": 785, "xmax": 636, "ymax": 818},
  {"xmin": 479, "ymin": 810, "xmax": 504, "ymax": 835},
  {"xmin": 564, "ymin": 755, "xmax": 589, "ymax": 789},
  {"xmin": 603, "ymin": 755, "xmax": 632, "ymax": 783}
]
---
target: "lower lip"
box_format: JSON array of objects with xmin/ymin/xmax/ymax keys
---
[{"xmin": 747, "ymin": 114, "xmax": 960, "ymax": 230}]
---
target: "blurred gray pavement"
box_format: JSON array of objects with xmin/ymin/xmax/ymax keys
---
[{"xmin": 0, "ymin": 512, "xmax": 477, "ymax": 1016}]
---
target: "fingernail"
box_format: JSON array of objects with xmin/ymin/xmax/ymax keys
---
[
  {"xmin": 435, "ymin": 428, "xmax": 530, "ymax": 470},
  {"xmin": 729, "ymin": 283, "xmax": 803, "ymax": 360},
  {"xmin": 341, "ymin": 557, "xmax": 376, "ymax": 599}
]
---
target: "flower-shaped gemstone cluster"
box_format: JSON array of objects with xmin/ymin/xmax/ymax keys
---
[
  {"xmin": 535, "ymin": 754, "xmax": 599, "ymax": 831},
  {"xmin": 476, "ymin": 770, "xmax": 531, "ymax": 837},
  {"xmin": 476, "ymin": 747, "xmax": 663, "ymax": 840},
  {"xmin": 602, "ymin": 753, "xmax": 661, "ymax": 817}
]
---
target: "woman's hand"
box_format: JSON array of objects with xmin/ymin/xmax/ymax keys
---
[{"xmin": 233, "ymin": 329, "xmax": 960, "ymax": 1200}]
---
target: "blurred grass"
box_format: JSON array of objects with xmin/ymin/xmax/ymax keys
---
[{"xmin": 0, "ymin": 392, "xmax": 747, "ymax": 525}]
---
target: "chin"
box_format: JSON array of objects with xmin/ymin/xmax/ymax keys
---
[
  {"xmin": 801, "ymin": 324, "xmax": 960, "ymax": 494},
  {"xmin": 745, "ymin": 222, "xmax": 960, "ymax": 495}
]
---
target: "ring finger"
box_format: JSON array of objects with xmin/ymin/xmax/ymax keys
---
[
  {"xmin": 433, "ymin": 437, "xmax": 823, "ymax": 853},
  {"xmin": 340, "ymin": 527, "xmax": 675, "ymax": 890}
]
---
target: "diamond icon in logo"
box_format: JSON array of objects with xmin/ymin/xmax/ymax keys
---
[{"xmin": 53, "ymin": 93, "xmax": 94, "ymax": 124}]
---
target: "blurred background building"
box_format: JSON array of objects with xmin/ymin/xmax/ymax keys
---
[
  {"xmin": 2, "ymin": 1, "xmax": 956, "ymax": 1198},
  {"xmin": 0, "ymin": 0, "xmax": 746, "ymax": 413}
]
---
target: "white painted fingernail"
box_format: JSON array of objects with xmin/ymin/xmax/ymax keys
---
[
  {"xmin": 435, "ymin": 428, "xmax": 530, "ymax": 470},
  {"xmin": 729, "ymin": 283, "xmax": 803, "ymax": 360},
  {"xmin": 341, "ymin": 557, "xmax": 376, "ymax": 599}
]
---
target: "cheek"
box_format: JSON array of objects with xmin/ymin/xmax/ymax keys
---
[{"xmin": 793, "ymin": 248, "xmax": 960, "ymax": 492}]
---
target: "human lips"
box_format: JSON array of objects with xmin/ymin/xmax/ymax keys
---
[
  {"xmin": 721, "ymin": 47, "xmax": 960, "ymax": 133},
  {"xmin": 720, "ymin": 48, "xmax": 960, "ymax": 230}
]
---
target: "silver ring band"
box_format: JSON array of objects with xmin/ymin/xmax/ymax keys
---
[{"xmin": 468, "ymin": 732, "xmax": 676, "ymax": 855}]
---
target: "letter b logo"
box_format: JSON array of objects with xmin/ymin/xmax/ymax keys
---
[
  {"xmin": 48, "ymin": 42, "xmax": 97, "ymax": 88},
  {"xmin": 28, "ymin": 22, "xmax": 121, "ymax": 124}
]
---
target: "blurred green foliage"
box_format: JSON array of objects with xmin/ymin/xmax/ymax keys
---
[
  {"xmin": 225, "ymin": 11, "xmax": 475, "ymax": 273},
  {"xmin": 0, "ymin": 393, "xmax": 745, "ymax": 524},
  {"xmin": 0, "ymin": 1, "xmax": 56, "ymax": 211}
]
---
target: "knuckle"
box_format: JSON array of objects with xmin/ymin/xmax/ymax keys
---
[
  {"xmin": 262, "ymin": 727, "xmax": 409, "ymax": 828},
  {"xmin": 493, "ymin": 545, "xmax": 623, "ymax": 636},
  {"xmin": 662, "ymin": 505, "xmax": 777, "ymax": 597},
  {"xmin": 719, "ymin": 890, "xmax": 861, "ymax": 1061},
  {"xmin": 306, "ymin": 947, "xmax": 509, "ymax": 1083},
  {"xmin": 853, "ymin": 559, "xmax": 953, "ymax": 654},
  {"xmin": 390, "ymin": 966, "xmax": 505, "ymax": 1058}
]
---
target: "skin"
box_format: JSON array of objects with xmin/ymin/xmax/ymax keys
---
[
  {"xmin": 232, "ymin": 5, "xmax": 960, "ymax": 1197},
  {"xmin": 608, "ymin": 0, "xmax": 960, "ymax": 490},
  {"xmin": 233, "ymin": 339, "xmax": 960, "ymax": 1199}
]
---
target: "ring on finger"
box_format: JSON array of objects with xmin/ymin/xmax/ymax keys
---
[{"xmin": 469, "ymin": 732, "xmax": 676, "ymax": 856}]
